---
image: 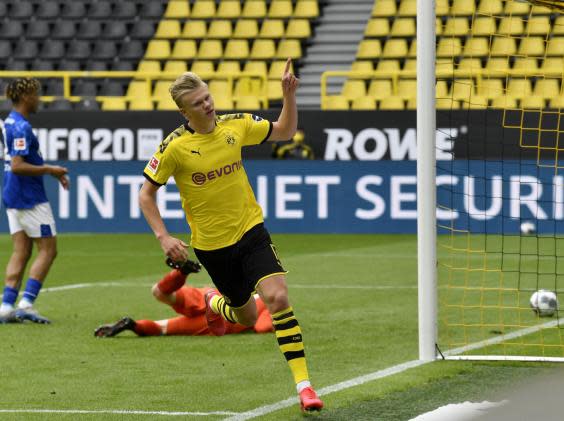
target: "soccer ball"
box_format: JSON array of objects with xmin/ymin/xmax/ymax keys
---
[
  {"xmin": 530, "ymin": 290, "xmax": 558, "ymax": 317},
  {"xmin": 520, "ymin": 221, "xmax": 536, "ymax": 235}
]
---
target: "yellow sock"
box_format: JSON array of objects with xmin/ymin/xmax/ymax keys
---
[
  {"xmin": 272, "ymin": 306, "xmax": 309, "ymax": 384},
  {"xmin": 210, "ymin": 295, "xmax": 240, "ymax": 324}
]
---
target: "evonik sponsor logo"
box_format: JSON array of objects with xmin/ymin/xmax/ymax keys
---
[{"xmin": 192, "ymin": 160, "xmax": 243, "ymax": 185}]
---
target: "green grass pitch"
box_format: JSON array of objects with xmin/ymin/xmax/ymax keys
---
[{"xmin": 0, "ymin": 233, "xmax": 558, "ymax": 420}]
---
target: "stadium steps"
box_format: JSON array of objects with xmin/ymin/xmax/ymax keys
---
[{"xmin": 297, "ymin": 0, "xmax": 373, "ymax": 108}]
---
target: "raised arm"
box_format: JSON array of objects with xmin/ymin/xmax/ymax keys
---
[
  {"xmin": 268, "ymin": 58, "xmax": 299, "ymax": 142},
  {"xmin": 139, "ymin": 179, "xmax": 188, "ymax": 262}
]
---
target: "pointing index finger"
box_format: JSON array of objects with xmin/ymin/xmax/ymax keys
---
[{"xmin": 283, "ymin": 58, "xmax": 292, "ymax": 75}]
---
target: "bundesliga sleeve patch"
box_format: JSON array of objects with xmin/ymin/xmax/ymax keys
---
[
  {"xmin": 252, "ymin": 115, "xmax": 263, "ymax": 122},
  {"xmin": 14, "ymin": 138, "xmax": 27, "ymax": 151},
  {"xmin": 147, "ymin": 156, "xmax": 160, "ymax": 174}
]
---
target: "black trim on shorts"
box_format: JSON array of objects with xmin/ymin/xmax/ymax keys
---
[
  {"xmin": 143, "ymin": 172, "xmax": 165, "ymax": 186},
  {"xmin": 260, "ymin": 121, "xmax": 274, "ymax": 144}
]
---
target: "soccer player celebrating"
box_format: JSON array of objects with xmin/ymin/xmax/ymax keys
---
[
  {"xmin": 139, "ymin": 59, "xmax": 323, "ymax": 412},
  {"xmin": 94, "ymin": 259, "xmax": 273, "ymax": 338},
  {"xmin": 0, "ymin": 78, "xmax": 69, "ymax": 324}
]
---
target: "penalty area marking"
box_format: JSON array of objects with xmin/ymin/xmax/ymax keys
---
[{"xmin": 0, "ymin": 409, "xmax": 238, "ymax": 417}]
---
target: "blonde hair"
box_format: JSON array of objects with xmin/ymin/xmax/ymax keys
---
[
  {"xmin": 169, "ymin": 72, "xmax": 206, "ymax": 107},
  {"xmin": 6, "ymin": 78, "xmax": 41, "ymax": 104}
]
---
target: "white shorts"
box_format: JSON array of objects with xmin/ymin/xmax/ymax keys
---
[{"xmin": 6, "ymin": 202, "xmax": 57, "ymax": 238}]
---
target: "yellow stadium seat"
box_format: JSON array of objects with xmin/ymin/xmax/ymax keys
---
[
  {"xmin": 244, "ymin": 61, "xmax": 268, "ymax": 77},
  {"xmin": 267, "ymin": 80, "xmax": 283, "ymax": 100},
  {"xmin": 506, "ymin": 79, "xmax": 532, "ymax": 99},
  {"xmin": 341, "ymin": 80, "xmax": 366, "ymax": 100},
  {"xmin": 153, "ymin": 81, "xmax": 172, "ymax": 99},
  {"xmin": 490, "ymin": 37, "xmax": 516, "ymax": 56},
  {"xmin": 165, "ymin": 1, "xmax": 190, "ymax": 18},
  {"xmin": 443, "ymin": 17, "xmax": 469, "ymax": 37},
  {"xmin": 235, "ymin": 97, "xmax": 261, "ymax": 110},
  {"xmin": 436, "ymin": 80, "xmax": 448, "ymax": 97},
  {"xmin": 191, "ymin": 61, "xmax": 215, "ymax": 75},
  {"xmin": 323, "ymin": 96, "xmax": 349, "ymax": 110},
  {"xmin": 549, "ymin": 96, "xmax": 564, "ymax": 109},
  {"xmin": 137, "ymin": 60, "xmax": 161, "ymax": 72},
  {"xmin": 534, "ymin": 79, "xmax": 561, "ymax": 98},
  {"xmin": 357, "ymin": 40, "xmax": 382, "ymax": 59},
  {"xmin": 526, "ymin": 16, "xmax": 551, "ymax": 36},
  {"xmin": 234, "ymin": 77, "xmax": 261, "ymax": 97},
  {"xmin": 436, "ymin": 38, "xmax": 462, "ymax": 57},
  {"xmin": 461, "ymin": 96, "xmax": 488, "ymax": 109},
  {"xmin": 531, "ymin": 4, "xmax": 553, "ymax": 14},
  {"xmin": 471, "ymin": 17, "xmax": 496, "ymax": 36},
  {"xmin": 129, "ymin": 98, "xmax": 154, "ymax": 111},
  {"xmin": 541, "ymin": 57, "xmax": 564, "ymax": 72},
  {"xmin": 391, "ymin": 18, "xmax": 416, "ymax": 37},
  {"xmin": 351, "ymin": 61, "xmax": 373, "ymax": 72},
  {"xmin": 207, "ymin": 20, "xmax": 232, "ymax": 39},
  {"xmin": 436, "ymin": 18, "xmax": 443, "ymax": 36},
  {"xmin": 269, "ymin": 0, "xmax": 293, "ymax": 18},
  {"xmin": 217, "ymin": 0, "xmax": 241, "ymax": 19},
  {"xmin": 376, "ymin": 60, "xmax": 400, "ymax": 73},
  {"xmin": 554, "ymin": 17, "xmax": 564, "ymax": 35},
  {"xmin": 224, "ymin": 39, "xmax": 249, "ymax": 60},
  {"xmin": 477, "ymin": 0, "xmax": 502, "ymax": 15},
  {"xmin": 436, "ymin": 98, "xmax": 460, "ymax": 109},
  {"xmin": 233, "ymin": 19, "xmax": 259, "ymax": 38},
  {"xmin": 403, "ymin": 59, "xmax": 416, "ymax": 71},
  {"xmin": 242, "ymin": 0, "xmax": 266, "ymax": 18},
  {"xmin": 477, "ymin": 78, "xmax": 504, "ymax": 99},
  {"xmin": 398, "ymin": 0, "xmax": 416, "ymax": 16},
  {"xmin": 294, "ymin": 0, "xmax": 319, "ymax": 18},
  {"xmin": 397, "ymin": 79, "xmax": 417, "ymax": 99},
  {"xmin": 436, "ymin": 59, "xmax": 454, "ymax": 74},
  {"xmin": 368, "ymin": 80, "xmax": 393, "ymax": 100},
  {"xmin": 352, "ymin": 97, "xmax": 377, "ymax": 110},
  {"xmin": 191, "ymin": 0, "xmax": 216, "ymax": 18},
  {"xmin": 463, "ymin": 37, "xmax": 489, "ymax": 56},
  {"xmin": 101, "ymin": 98, "xmax": 127, "ymax": 111},
  {"xmin": 365, "ymin": 18, "xmax": 390, "ymax": 37},
  {"xmin": 382, "ymin": 39, "xmax": 408, "ymax": 58},
  {"xmin": 379, "ymin": 97, "xmax": 405, "ymax": 110},
  {"xmin": 546, "ymin": 38, "xmax": 564, "ymax": 56},
  {"xmin": 517, "ymin": 37, "xmax": 545, "ymax": 56},
  {"xmin": 451, "ymin": 0, "xmax": 475, "ymax": 15},
  {"xmin": 171, "ymin": 40, "xmax": 197, "ymax": 60},
  {"xmin": 156, "ymin": 20, "xmax": 181, "ymax": 39},
  {"xmin": 276, "ymin": 40, "xmax": 301, "ymax": 59},
  {"xmin": 286, "ymin": 19, "xmax": 311, "ymax": 39},
  {"xmin": 513, "ymin": 57, "xmax": 538, "ymax": 71},
  {"xmin": 458, "ymin": 58, "xmax": 482, "ymax": 71},
  {"xmin": 450, "ymin": 79, "xmax": 475, "ymax": 100},
  {"xmin": 498, "ymin": 17, "xmax": 524, "ymax": 36},
  {"xmin": 406, "ymin": 97, "xmax": 417, "ymax": 109},
  {"xmin": 260, "ymin": 19, "xmax": 285, "ymax": 39},
  {"xmin": 269, "ymin": 60, "xmax": 293, "ymax": 79},
  {"xmin": 145, "ymin": 40, "xmax": 171, "ymax": 60},
  {"xmin": 407, "ymin": 39, "xmax": 416, "ymax": 57},
  {"xmin": 182, "ymin": 21, "xmax": 207, "ymax": 39},
  {"xmin": 209, "ymin": 80, "xmax": 232, "ymax": 99},
  {"xmin": 216, "ymin": 61, "xmax": 241, "ymax": 75},
  {"xmin": 372, "ymin": 0, "xmax": 396, "ymax": 17},
  {"xmin": 157, "ymin": 97, "xmax": 179, "ymax": 111},
  {"xmin": 214, "ymin": 96, "xmax": 234, "ymax": 110},
  {"xmin": 197, "ymin": 40, "xmax": 223, "ymax": 60},
  {"xmin": 251, "ymin": 39, "xmax": 276, "ymax": 60},
  {"xmin": 521, "ymin": 96, "xmax": 545, "ymax": 109},
  {"xmin": 504, "ymin": 0, "xmax": 530, "ymax": 15},
  {"xmin": 127, "ymin": 81, "xmax": 151, "ymax": 98},
  {"xmin": 485, "ymin": 57, "xmax": 509, "ymax": 73},
  {"xmin": 164, "ymin": 60, "xmax": 188, "ymax": 73},
  {"xmin": 436, "ymin": 0, "xmax": 449, "ymax": 16}
]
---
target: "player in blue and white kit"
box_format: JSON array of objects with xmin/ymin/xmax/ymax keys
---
[{"xmin": 0, "ymin": 78, "xmax": 69, "ymax": 324}]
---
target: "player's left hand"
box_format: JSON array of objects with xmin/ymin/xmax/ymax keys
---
[{"xmin": 281, "ymin": 58, "xmax": 299, "ymax": 97}]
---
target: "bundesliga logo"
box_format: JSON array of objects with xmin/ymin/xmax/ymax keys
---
[{"xmin": 148, "ymin": 156, "xmax": 160, "ymax": 174}]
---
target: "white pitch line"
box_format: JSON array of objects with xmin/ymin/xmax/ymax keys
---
[{"xmin": 0, "ymin": 409, "xmax": 238, "ymax": 417}]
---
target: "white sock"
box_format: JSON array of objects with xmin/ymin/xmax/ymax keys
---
[
  {"xmin": 17, "ymin": 298, "xmax": 33, "ymax": 309},
  {"xmin": 0, "ymin": 303, "xmax": 14, "ymax": 313},
  {"xmin": 297, "ymin": 380, "xmax": 311, "ymax": 393}
]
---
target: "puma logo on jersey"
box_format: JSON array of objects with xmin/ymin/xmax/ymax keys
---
[{"xmin": 191, "ymin": 149, "xmax": 201, "ymax": 156}]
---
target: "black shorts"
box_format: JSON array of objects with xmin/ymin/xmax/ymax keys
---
[{"xmin": 193, "ymin": 223, "xmax": 286, "ymax": 308}]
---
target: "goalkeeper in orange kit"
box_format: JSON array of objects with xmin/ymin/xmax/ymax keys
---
[{"xmin": 94, "ymin": 259, "xmax": 273, "ymax": 338}]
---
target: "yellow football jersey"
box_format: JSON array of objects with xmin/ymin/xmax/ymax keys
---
[{"xmin": 143, "ymin": 113, "xmax": 273, "ymax": 250}]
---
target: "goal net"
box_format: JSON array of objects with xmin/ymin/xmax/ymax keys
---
[{"xmin": 436, "ymin": 0, "xmax": 564, "ymax": 361}]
